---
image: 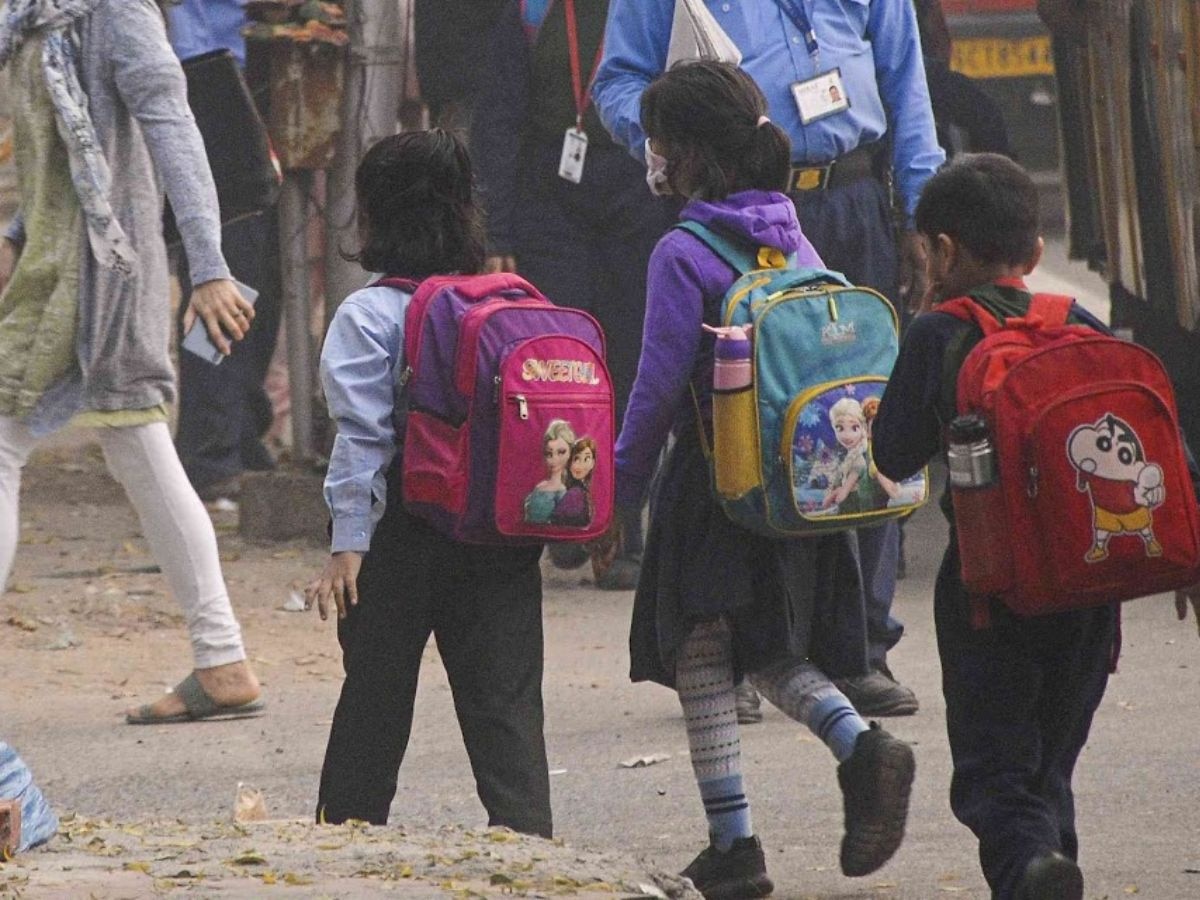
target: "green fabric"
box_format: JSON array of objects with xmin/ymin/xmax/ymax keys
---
[
  {"xmin": 0, "ymin": 37, "xmax": 82, "ymax": 419},
  {"xmin": 71, "ymin": 403, "xmax": 169, "ymax": 429},
  {"xmin": 528, "ymin": 0, "xmax": 610, "ymax": 144}
]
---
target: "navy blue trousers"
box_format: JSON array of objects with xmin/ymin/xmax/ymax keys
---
[
  {"xmin": 936, "ymin": 545, "xmax": 1114, "ymax": 899},
  {"xmin": 175, "ymin": 212, "xmax": 282, "ymax": 490},
  {"xmin": 792, "ymin": 178, "xmax": 904, "ymax": 668}
]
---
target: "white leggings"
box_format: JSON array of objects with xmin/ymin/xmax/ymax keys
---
[{"xmin": 0, "ymin": 416, "xmax": 245, "ymax": 669}]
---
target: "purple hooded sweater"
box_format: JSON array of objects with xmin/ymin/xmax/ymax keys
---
[{"xmin": 614, "ymin": 190, "xmax": 822, "ymax": 506}]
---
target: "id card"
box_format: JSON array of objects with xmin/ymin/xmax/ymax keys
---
[
  {"xmin": 791, "ymin": 68, "xmax": 851, "ymax": 125},
  {"xmin": 558, "ymin": 127, "xmax": 589, "ymax": 183}
]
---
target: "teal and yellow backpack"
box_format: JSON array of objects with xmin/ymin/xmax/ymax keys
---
[{"xmin": 680, "ymin": 221, "xmax": 928, "ymax": 537}]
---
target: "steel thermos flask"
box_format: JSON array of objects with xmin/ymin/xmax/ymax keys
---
[{"xmin": 947, "ymin": 414, "xmax": 1013, "ymax": 595}]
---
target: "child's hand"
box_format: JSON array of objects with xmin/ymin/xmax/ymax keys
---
[
  {"xmin": 1175, "ymin": 583, "xmax": 1200, "ymax": 638},
  {"xmin": 305, "ymin": 552, "xmax": 364, "ymax": 621}
]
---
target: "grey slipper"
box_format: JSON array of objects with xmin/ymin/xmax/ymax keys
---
[{"xmin": 125, "ymin": 672, "xmax": 265, "ymax": 725}]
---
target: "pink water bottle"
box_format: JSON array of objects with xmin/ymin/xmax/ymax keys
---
[
  {"xmin": 706, "ymin": 324, "xmax": 754, "ymax": 393},
  {"xmin": 704, "ymin": 324, "xmax": 757, "ymax": 497}
]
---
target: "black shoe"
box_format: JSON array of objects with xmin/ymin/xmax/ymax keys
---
[
  {"xmin": 837, "ymin": 723, "xmax": 915, "ymax": 877},
  {"xmin": 735, "ymin": 682, "xmax": 763, "ymax": 725},
  {"xmin": 835, "ymin": 669, "xmax": 919, "ymax": 717},
  {"xmin": 595, "ymin": 556, "xmax": 641, "ymax": 591},
  {"xmin": 548, "ymin": 542, "xmax": 590, "ymax": 570},
  {"xmin": 681, "ymin": 835, "xmax": 774, "ymax": 899},
  {"xmin": 196, "ymin": 476, "xmax": 241, "ymax": 503},
  {"xmin": 1015, "ymin": 852, "xmax": 1083, "ymax": 900}
]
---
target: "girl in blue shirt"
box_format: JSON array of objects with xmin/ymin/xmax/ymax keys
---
[{"xmin": 305, "ymin": 130, "xmax": 552, "ymax": 837}]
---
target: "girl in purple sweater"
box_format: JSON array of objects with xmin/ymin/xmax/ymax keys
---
[{"xmin": 616, "ymin": 62, "xmax": 914, "ymax": 898}]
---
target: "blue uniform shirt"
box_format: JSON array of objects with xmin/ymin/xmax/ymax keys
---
[
  {"xmin": 167, "ymin": 0, "xmax": 248, "ymax": 66},
  {"xmin": 593, "ymin": 0, "xmax": 945, "ymax": 221},
  {"xmin": 320, "ymin": 285, "xmax": 413, "ymax": 553}
]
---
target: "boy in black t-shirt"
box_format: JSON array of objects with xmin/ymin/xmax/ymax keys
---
[{"xmin": 873, "ymin": 154, "xmax": 1110, "ymax": 900}]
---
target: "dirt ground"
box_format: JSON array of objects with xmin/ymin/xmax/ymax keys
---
[
  {"xmin": 4, "ymin": 431, "xmax": 1200, "ymax": 899},
  {"xmin": 0, "ymin": 443, "xmax": 701, "ymax": 899}
]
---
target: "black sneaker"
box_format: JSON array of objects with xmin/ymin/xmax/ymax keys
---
[
  {"xmin": 834, "ymin": 669, "xmax": 919, "ymax": 717},
  {"xmin": 548, "ymin": 542, "xmax": 590, "ymax": 570},
  {"xmin": 837, "ymin": 723, "xmax": 915, "ymax": 877},
  {"xmin": 681, "ymin": 835, "xmax": 774, "ymax": 899},
  {"xmin": 735, "ymin": 682, "xmax": 763, "ymax": 725},
  {"xmin": 1015, "ymin": 852, "xmax": 1083, "ymax": 900}
]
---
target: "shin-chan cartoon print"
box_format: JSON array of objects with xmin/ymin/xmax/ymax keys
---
[{"xmin": 1067, "ymin": 412, "xmax": 1166, "ymax": 563}]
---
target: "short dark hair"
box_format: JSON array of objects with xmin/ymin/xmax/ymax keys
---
[
  {"xmin": 641, "ymin": 60, "xmax": 791, "ymax": 199},
  {"xmin": 347, "ymin": 129, "xmax": 486, "ymax": 278},
  {"xmin": 914, "ymin": 153, "xmax": 1040, "ymax": 266}
]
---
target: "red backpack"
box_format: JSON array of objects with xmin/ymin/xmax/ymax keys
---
[{"xmin": 942, "ymin": 283, "xmax": 1200, "ymax": 616}]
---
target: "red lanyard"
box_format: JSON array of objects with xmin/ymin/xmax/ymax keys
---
[{"xmin": 564, "ymin": 0, "xmax": 605, "ymax": 131}]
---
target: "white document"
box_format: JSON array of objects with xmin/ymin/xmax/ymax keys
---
[{"xmin": 666, "ymin": 0, "xmax": 743, "ymax": 69}]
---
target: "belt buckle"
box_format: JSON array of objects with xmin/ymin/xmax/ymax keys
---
[{"xmin": 792, "ymin": 164, "xmax": 831, "ymax": 192}]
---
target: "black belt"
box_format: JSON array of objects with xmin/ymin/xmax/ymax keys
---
[{"xmin": 788, "ymin": 143, "xmax": 881, "ymax": 193}]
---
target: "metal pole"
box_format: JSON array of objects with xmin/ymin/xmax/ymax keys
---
[
  {"xmin": 280, "ymin": 172, "xmax": 314, "ymax": 461},
  {"xmin": 323, "ymin": 0, "xmax": 406, "ymax": 322}
]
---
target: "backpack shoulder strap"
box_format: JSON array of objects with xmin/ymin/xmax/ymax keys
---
[
  {"xmin": 674, "ymin": 221, "xmax": 760, "ymax": 276},
  {"xmin": 373, "ymin": 276, "xmax": 420, "ymax": 293}
]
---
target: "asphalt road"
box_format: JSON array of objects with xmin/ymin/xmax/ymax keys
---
[{"xmin": 5, "ymin": 239, "xmax": 1199, "ymax": 899}]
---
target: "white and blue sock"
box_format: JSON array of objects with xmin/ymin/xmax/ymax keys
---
[
  {"xmin": 751, "ymin": 662, "xmax": 868, "ymax": 763},
  {"xmin": 676, "ymin": 620, "xmax": 753, "ymax": 851}
]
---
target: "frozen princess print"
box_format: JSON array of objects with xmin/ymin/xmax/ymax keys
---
[
  {"xmin": 1067, "ymin": 412, "xmax": 1165, "ymax": 562},
  {"xmin": 823, "ymin": 397, "xmax": 875, "ymax": 513},
  {"xmin": 550, "ymin": 437, "xmax": 597, "ymax": 527},
  {"xmin": 524, "ymin": 420, "xmax": 575, "ymax": 524}
]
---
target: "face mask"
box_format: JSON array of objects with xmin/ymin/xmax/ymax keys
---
[{"xmin": 644, "ymin": 139, "xmax": 673, "ymax": 197}]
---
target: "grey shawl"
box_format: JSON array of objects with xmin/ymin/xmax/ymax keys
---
[{"xmin": 3, "ymin": 0, "xmax": 230, "ymax": 431}]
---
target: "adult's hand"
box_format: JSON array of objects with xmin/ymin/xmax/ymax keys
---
[
  {"xmin": 305, "ymin": 551, "xmax": 364, "ymax": 621},
  {"xmin": 0, "ymin": 237, "xmax": 20, "ymax": 295},
  {"xmin": 1175, "ymin": 583, "xmax": 1200, "ymax": 638},
  {"xmin": 183, "ymin": 278, "xmax": 255, "ymax": 356},
  {"xmin": 898, "ymin": 230, "xmax": 931, "ymax": 314},
  {"xmin": 485, "ymin": 255, "xmax": 517, "ymax": 274}
]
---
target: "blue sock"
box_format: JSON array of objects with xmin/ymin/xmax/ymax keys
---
[
  {"xmin": 699, "ymin": 774, "xmax": 753, "ymax": 851},
  {"xmin": 808, "ymin": 693, "xmax": 869, "ymax": 763}
]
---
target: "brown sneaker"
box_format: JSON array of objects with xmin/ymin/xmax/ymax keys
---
[{"xmin": 835, "ymin": 669, "xmax": 919, "ymax": 717}]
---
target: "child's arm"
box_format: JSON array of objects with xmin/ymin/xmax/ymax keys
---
[
  {"xmin": 319, "ymin": 296, "xmax": 402, "ymax": 556},
  {"xmin": 874, "ymin": 313, "xmax": 957, "ymax": 482},
  {"xmin": 614, "ymin": 234, "xmax": 708, "ymax": 507},
  {"xmin": 307, "ymin": 294, "xmax": 403, "ymax": 620}
]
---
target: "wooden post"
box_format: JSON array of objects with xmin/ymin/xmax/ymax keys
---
[
  {"xmin": 279, "ymin": 172, "xmax": 314, "ymax": 461},
  {"xmin": 323, "ymin": 0, "xmax": 406, "ymax": 323}
]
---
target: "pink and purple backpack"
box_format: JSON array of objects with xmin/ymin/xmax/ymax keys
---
[{"xmin": 382, "ymin": 274, "xmax": 614, "ymax": 545}]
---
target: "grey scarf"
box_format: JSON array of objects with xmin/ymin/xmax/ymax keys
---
[{"xmin": 0, "ymin": 0, "xmax": 136, "ymax": 275}]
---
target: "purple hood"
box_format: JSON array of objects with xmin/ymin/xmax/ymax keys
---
[{"xmin": 681, "ymin": 190, "xmax": 815, "ymax": 258}]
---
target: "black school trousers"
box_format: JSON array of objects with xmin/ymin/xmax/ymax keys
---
[
  {"xmin": 935, "ymin": 544, "xmax": 1115, "ymax": 900},
  {"xmin": 316, "ymin": 478, "xmax": 551, "ymax": 838}
]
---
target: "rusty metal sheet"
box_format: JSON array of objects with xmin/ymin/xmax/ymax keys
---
[{"xmin": 263, "ymin": 40, "xmax": 346, "ymax": 171}]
